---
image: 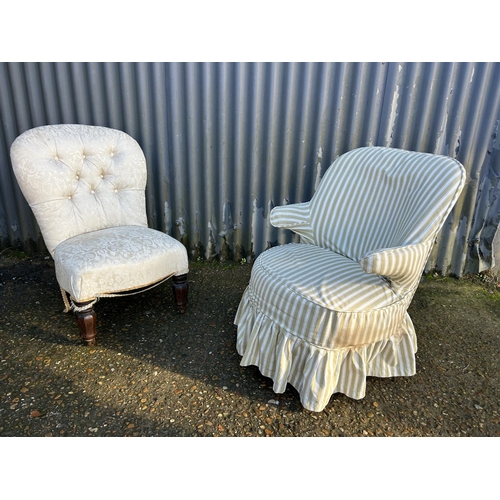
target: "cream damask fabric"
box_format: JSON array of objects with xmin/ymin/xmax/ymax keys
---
[
  {"xmin": 10, "ymin": 124, "xmax": 188, "ymax": 304},
  {"xmin": 10, "ymin": 124, "xmax": 148, "ymax": 256},
  {"xmin": 235, "ymin": 147, "xmax": 466, "ymax": 412},
  {"xmin": 55, "ymin": 225, "xmax": 188, "ymax": 302}
]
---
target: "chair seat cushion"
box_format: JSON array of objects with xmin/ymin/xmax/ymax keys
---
[
  {"xmin": 242, "ymin": 243, "xmax": 412, "ymax": 349},
  {"xmin": 234, "ymin": 243, "xmax": 417, "ymax": 410},
  {"xmin": 54, "ymin": 225, "xmax": 188, "ymax": 302}
]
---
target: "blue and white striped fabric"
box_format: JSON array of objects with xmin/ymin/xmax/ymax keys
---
[{"xmin": 235, "ymin": 147, "xmax": 466, "ymax": 412}]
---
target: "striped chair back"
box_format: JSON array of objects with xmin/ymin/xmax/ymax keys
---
[{"xmin": 310, "ymin": 147, "xmax": 466, "ymax": 260}]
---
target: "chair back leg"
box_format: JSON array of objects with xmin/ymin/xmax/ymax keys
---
[{"xmin": 172, "ymin": 274, "xmax": 188, "ymax": 314}]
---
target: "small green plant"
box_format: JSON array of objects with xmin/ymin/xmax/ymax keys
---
[{"xmin": 0, "ymin": 248, "xmax": 30, "ymax": 260}]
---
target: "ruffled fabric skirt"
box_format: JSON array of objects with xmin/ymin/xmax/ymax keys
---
[{"xmin": 234, "ymin": 244, "xmax": 418, "ymax": 412}]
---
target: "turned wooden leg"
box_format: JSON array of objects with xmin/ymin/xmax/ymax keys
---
[
  {"xmin": 74, "ymin": 301, "xmax": 97, "ymax": 345},
  {"xmin": 172, "ymin": 273, "xmax": 188, "ymax": 314}
]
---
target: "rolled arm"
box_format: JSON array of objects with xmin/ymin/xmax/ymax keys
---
[
  {"xmin": 360, "ymin": 240, "xmax": 433, "ymax": 293},
  {"xmin": 270, "ymin": 202, "xmax": 315, "ymax": 244}
]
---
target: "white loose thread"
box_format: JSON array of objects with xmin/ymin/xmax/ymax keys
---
[{"xmin": 59, "ymin": 274, "xmax": 175, "ymax": 312}]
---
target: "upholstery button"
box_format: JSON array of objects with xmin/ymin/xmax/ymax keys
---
[
  {"xmin": 82, "ymin": 154, "xmax": 86, "ymax": 159},
  {"xmin": 91, "ymin": 190, "xmax": 95, "ymax": 194},
  {"xmin": 54, "ymin": 156, "xmax": 59, "ymax": 161},
  {"xmin": 110, "ymin": 152, "xmax": 114, "ymax": 157},
  {"xmin": 67, "ymin": 195, "xmax": 72, "ymax": 200},
  {"xmin": 76, "ymin": 175, "xmax": 80, "ymax": 180},
  {"xmin": 114, "ymin": 189, "xmax": 118, "ymax": 193},
  {"xmin": 100, "ymin": 174, "xmax": 104, "ymax": 178}
]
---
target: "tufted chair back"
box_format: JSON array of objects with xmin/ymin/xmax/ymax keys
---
[{"xmin": 10, "ymin": 124, "xmax": 148, "ymax": 256}]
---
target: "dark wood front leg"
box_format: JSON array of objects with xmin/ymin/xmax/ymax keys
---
[
  {"xmin": 172, "ymin": 273, "xmax": 188, "ymax": 314},
  {"xmin": 74, "ymin": 301, "xmax": 97, "ymax": 345}
]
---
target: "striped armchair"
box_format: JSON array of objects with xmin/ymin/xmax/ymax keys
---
[{"xmin": 234, "ymin": 147, "xmax": 466, "ymax": 412}]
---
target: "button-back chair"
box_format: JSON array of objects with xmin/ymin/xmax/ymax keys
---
[{"xmin": 10, "ymin": 124, "xmax": 189, "ymax": 345}]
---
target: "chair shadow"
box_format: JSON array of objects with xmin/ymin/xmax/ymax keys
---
[{"xmin": 1, "ymin": 258, "xmax": 310, "ymax": 435}]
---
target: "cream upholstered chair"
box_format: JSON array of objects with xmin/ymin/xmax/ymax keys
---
[
  {"xmin": 10, "ymin": 124, "xmax": 189, "ymax": 345},
  {"xmin": 235, "ymin": 147, "xmax": 466, "ymax": 412}
]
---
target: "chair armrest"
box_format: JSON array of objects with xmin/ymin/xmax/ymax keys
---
[
  {"xmin": 359, "ymin": 241, "xmax": 433, "ymax": 293},
  {"xmin": 270, "ymin": 202, "xmax": 311, "ymax": 227},
  {"xmin": 270, "ymin": 202, "xmax": 315, "ymax": 244}
]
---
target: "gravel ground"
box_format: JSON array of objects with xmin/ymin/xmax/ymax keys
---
[{"xmin": 0, "ymin": 248, "xmax": 499, "ymax": 438}]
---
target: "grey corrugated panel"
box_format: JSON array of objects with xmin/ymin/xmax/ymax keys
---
[
  {"xmin": 461, "ymin": 63, "xmax": 500, "ymax": 274},
  {"xmin": 1, "ymin": 62, "xmax": 500, "ymax": 276},
  {"xmin": 165, "ymin": 63, "xmax": 190, "ymax": 248},
  {"xmin": 0, "ymin": 63, "xmax": 39, "ymax": 249},
  {"xmin": 103, "ymin": 63, "xmax": 124, "ymax": 128},
  {"xmin": 150, "ymin": 62, "xmax": 171, "ymax": 234},
  {"xmin": 39, "ymin": 63, "xmax": 62, "ymax": 123},
  {"xmin": 438, "ymin": 63, "xmax": 500, "ymax": 275},
  {"xmin": 135, "ymin": 61, "xmax": 157, "ymax": 227},
  {"xmin": 186, "ymin": 62, "xmax": 209, "ymax": 255}
]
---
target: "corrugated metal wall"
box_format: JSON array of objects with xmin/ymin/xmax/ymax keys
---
[{"xmin": 1, "ymin": 62, "xmax": 500, "ymax": 276}]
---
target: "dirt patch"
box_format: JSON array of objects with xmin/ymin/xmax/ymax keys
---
[{"xmin": 0, "ymin": 248, "xmax": 499, "ymax": 437}]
